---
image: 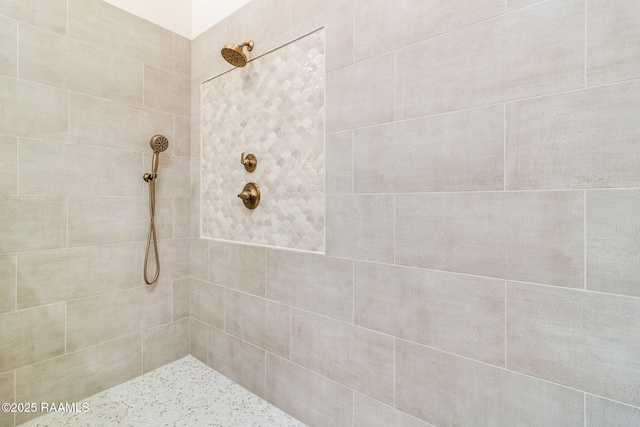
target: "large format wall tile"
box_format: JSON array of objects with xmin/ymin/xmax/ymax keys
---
[
  {"xmin": 220, "ymin": 0, "xmax": 291, "ymax": 57},
  {"xmin": 208, "ymin": 327, "xmax": 265, "ymax": 398},
  {"xmin": 190, "ymin": 157, "xmax": 199, "ymax": 199},
  {"xmin": 326, "ymin": 195, "xmax": 394, "ymax": 263},
  {"xmin": 69, "ymin": 93, "xmax": 173, "ymax": 153},
  {"xmin": 507, "ymin": 80, "xmax": 640, "ymax": 189},
  {"xmin": 0, "ymin": 303, "xmax": 65, "ymax": 372},
  {"xmin": 354, "ymin": 0, "xmax": 504, "ymax": 61},
  {"xmin": 0, "ymin": 76, "xmax": 68, "ymax": 141},
  {"xmin": 266, "ymin": 249, "xmax": 353, "ymax": 322},
  {"xmin": 0, "ymin": 371, "xmax": 13, "ymax": 427},
  {"xmin": 19, "ymin": 23, "xmax": 143, "ymax": 106},
  {"xmin": 0, "ymin": 254, "xmax": 16, "ymax": 314},
  {"xmin": 291, "ymin": 309, "xmax": 394, "ymax": 404},
  {"xmin": 266, "ymin": 354, "xmax": 353, "ymax": 427},
  {"xmin": 226, "ymin": 290, "xmax": 290, "ymax": 358},
  {"xmin": 0, "ymin": 16, "xmax": 16, "ymax": 77},
  {"xmin": 142, "ymin": 318, "xmax": 189, "ymax": 373},
  {"xmin": 208, "ymin": 241, "xmax": 265, "ymax": 296},
  {"xmin": 255, "ymin": 2, "xmax": 353, "ymax": 73},
  {"xmin": 173, "ymin": 198, "xmax": 190, "ymax": 239},
  {"xmin": 67, "ymin": 196, "xmax": 172, "ymax": 247},
  {"xmin": 587, "ymin": 190, "xmax": 640, "ymax": 297},
  {"xmin": 0, "ymin": 0, "xmax": 66, "ymax": 34},
  {"xmin": 191, "ymin": 21, "xmax": 227, "ymax": 99},
  {"xmin": 0, "ymin": 195, "xmax": 67, "ymax": 253},
  {"xmin": 189, "ymin": 238, "xmax": 208, "ymax": 281},
  {"xmin": 396, "ymin": 191, "xmax": 584, "ymax": 287},
  {"xmin": 587, "ymin": 0, "xmax": 640, "ymax": 86},
  {"xmin": 354, "ymin": 393, "xmax": 432, "ymax": 427},
  {"xmin": 17, "ymin": 243, "xmax": 141, "ymax": 309},
  {"xmin": 354, "ymin": 105, "xmax": 504, "ymax": 193},
  {"xmin": 290, "ymin": 0, "xmax": 350, "ymax": 27},
  {"xmin": 507, "ymin": 283, "xmax": 640, "ymax": 407},
  {"xmin": 144, "ymin": 66, "xmax": 190, "ymax": 118},
  {"xmin": 143, "ymin": 153, "xmax": 189, "ymax": 199},
  {"xmin": 326, "ymin": 53, "xmax": 394, "ymax": 132},
  {"xmin": 19, "ymin": 139, "xmax": 142, "ymax": 197},
  {"xmin": 173, "ymin": 34, "xmax": 191, "ymax": 78},
  {"xmin": 0, "ymin": 135, "xmax": 17, "ymax": 194},
  {"xmin": 189, "ymin": 278, "xmax": 224, "ymax": 329},
  {"xmin": 190, "ymin": 318, "xmax": 208, "ymax": 364},
  {"xmin": 396, "ymin": 0, "xmax": 584, "ymax": 119},
  {"xmin": 173, "ymin": 116, "xmax": 191, "ymax": 158},
  {"xmin": 172, "ymin": 278, "xmax": 189, "ymax": 321},
  {"xmin": 15, "ymin": 334, "xmax": 140, "ymax": 424},
  {"xmin": 66, "ymin": 285, "xmax": 172, "ymax": 352},
  {"xmin": 68, "ymin": 0, "xmax": 173, "ymax": 72},
  {"xmin": 586, "ymin": 395, "xmax": 640, "ymax": 427},
  {"xmin": 396, "ymin": 340, "xmax": 584, "ymax": 427},
  {"xmin": 154, "ymin": 238, "xmax": 190, "ymax": 283},
  {"xmin": 507, "ymin": 0, "xmax": 545, "ymax": 11},
  {"xmin": 355, "ymin": 262, "xmax": 505, "ymax": 365},
  {"xmin": 325, "ymin": 131, "xmax": 353, "ymax": 195}
]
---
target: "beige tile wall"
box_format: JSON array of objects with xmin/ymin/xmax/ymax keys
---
[
  {"xmin": 0, "ymin": 0, "xmax": 190, "ymax": 425},
  {"xmin": 2, "ymin": 0, "xmax": 639, "ymax": 425},
  {"xmin": 190, "ymin": 0, "xmax": 640, "ymax": 426}
]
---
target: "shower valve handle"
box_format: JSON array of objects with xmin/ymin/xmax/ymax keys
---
[
  {"xmin": 237, "ymin": 182, "xmax": 260, "ymax": 209},
  {"xmin": 238, "ymin": 191, "xmax": 252, "ymax": 201},
  {"xmin": 240, "ymin": 152, "xmax": 257, "ymax": 172}
]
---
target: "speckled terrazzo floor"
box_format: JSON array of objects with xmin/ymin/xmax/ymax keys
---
[{"xmin": 19, "ymin": 356, "xmax": 306, "ymax": 427}]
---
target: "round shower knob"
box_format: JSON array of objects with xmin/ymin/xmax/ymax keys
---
[
  {"xmin": 237, "ymin": 182, "xmax": 260, "ymax": 209},
  {"xmin": 240, "ymin": 152, "xmax": 257, "ymax": 172}
]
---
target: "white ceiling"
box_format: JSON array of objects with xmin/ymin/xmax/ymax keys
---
[{"xmin": 103, "ymin": 0, "xmax": 252, "ymax": 39}]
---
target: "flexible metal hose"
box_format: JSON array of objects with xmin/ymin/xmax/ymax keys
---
[{"xmin": 144, "ymin": 178, "xmax": 160, "ymax": 285}]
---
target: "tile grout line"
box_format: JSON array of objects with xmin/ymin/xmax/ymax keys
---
[
  {"xmin": 393, "ymin": 338, "xmax": 396, "ymax": 408},
  {"xmin": 64, "ymin": 301, "xmax": 68, "ymax": 355},
  {"xmin": 503, "ymin": 103, "xmax": 507, "ymax": 191},
  {"xmin": 584, "ymin": 392, "xmax": 587, "ymax": 427},
  {"xmin": 504, "ymin": 281, "xmax": 507, "ymax": 369},
  {"xmin": 393, "ymin": 194, "xmax": 396, "ymax": 265},
  {"xmin": 352, "ymin": 389, "xmax": 355, "ymax": 426},
  {"xmin": 584, "ymin": 190, "xmax": 587, "ymax": 290},
  {"xmin": 15, "ymin": 17, "xmax": 19, "ymax": 79},
  {"xmin": 350, "ymin": 130, "xmax": 354, "ymax": 194},
  {"xmin": 13, "ymin": 254, "xmax": 18, "ymax": 312},
  {"xmin": 352, "ymin": 259, "xmax": 355, "ymax": 324},
  {"xmin": 584, "ymin": 0, "xmax": 587, "ymax": 89}
]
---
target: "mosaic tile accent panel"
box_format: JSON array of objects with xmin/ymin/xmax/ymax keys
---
[{"xmin": 201, "ymin": 29, "xmax": 325, "ymax": 252}]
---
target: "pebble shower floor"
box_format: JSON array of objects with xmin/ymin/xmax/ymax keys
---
[{"xmin": 18, "ymin": 356, "xmax": 306, "ymax": 427}]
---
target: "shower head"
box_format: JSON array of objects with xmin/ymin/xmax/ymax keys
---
[
  {"xmin": 221, "ymin": 40, "xmax": 254, "ymax": 67},
  {"xmin": 150, "ymin": 135, "xmax": 169, "ymax": 174},
  {"xmin": 150, "ymin": 134, "xmax": 169, "ymax": 153}
]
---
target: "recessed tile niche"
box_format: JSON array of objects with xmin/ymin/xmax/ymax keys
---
[{"xmin": 201, "ymin": 29, "xmax": 325, "ymax": 252}]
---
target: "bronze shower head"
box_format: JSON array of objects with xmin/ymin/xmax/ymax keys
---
[
  {"xmin": 149, "ymin": 134, "xmax": 169, "ymax": 174},
  {"xmin": 221, "ymin": 40, "xmax": 254, "ymax": 67}
]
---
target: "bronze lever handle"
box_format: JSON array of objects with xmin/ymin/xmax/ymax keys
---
[
  {"xmin": 237, "ymin": 190, "xmax": 253, "ymax": 201},
  {"xmin": 237, "ymin": 182, "xmax": 260, "ymax": 209},
  {"xmin": 240, "ymin": 152, "xmax": 257, "ymax": 172}
]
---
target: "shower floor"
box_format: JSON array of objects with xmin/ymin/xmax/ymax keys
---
[{"xmin": 19, "ymin": 355, "xmax": 306, "ymax": 427}]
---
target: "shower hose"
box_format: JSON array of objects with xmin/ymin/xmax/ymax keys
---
[{"xmin": 144, "ymin": 177, "xmax": 160, "ymax": 285}]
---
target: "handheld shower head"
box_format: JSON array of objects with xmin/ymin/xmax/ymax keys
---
[
  {"xmin": 221, "ymin": 40, "xmax": 254, "ymax": 67},
  {"xmin": 149, "ymin": 135, "xmax": 169, "ymax": 174}
]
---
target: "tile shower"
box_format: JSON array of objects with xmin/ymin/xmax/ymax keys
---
[{"xmin": 1, "ymin": 1, "xmax": 640, "ymax": 427}]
